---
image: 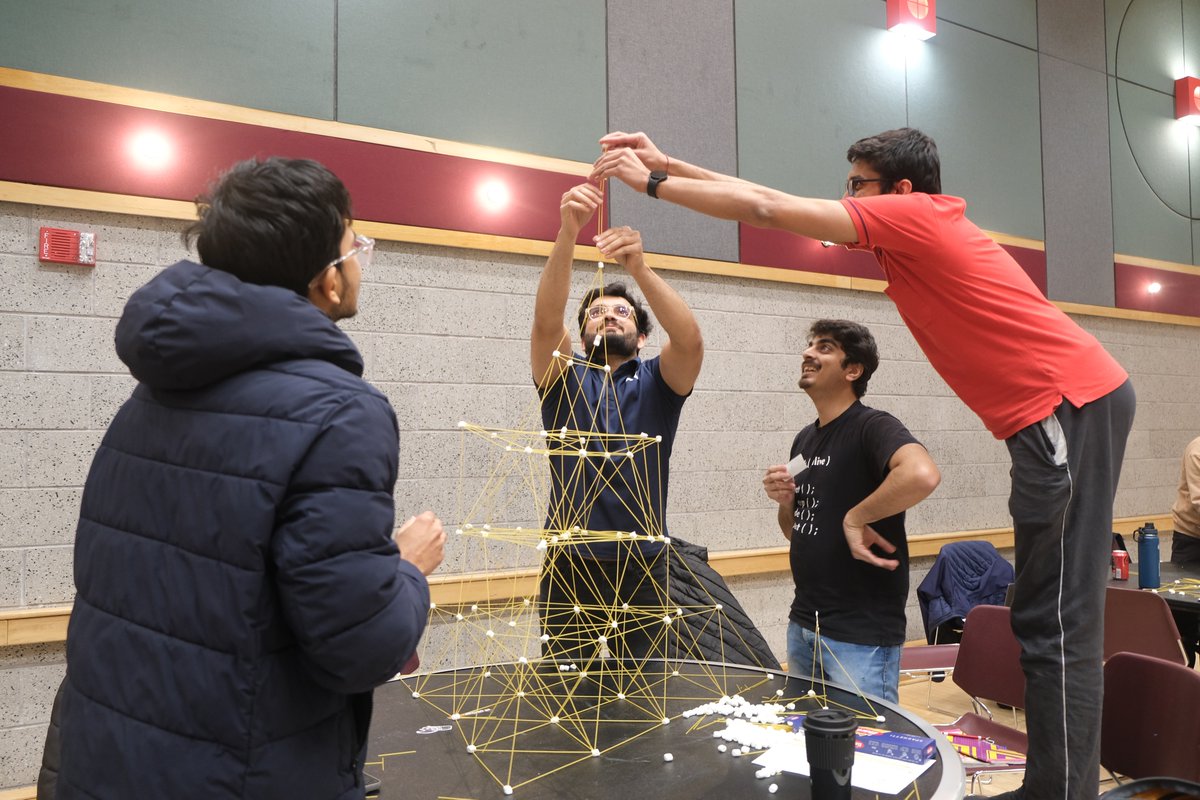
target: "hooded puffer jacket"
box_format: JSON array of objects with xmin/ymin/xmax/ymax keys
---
[{"xmin": 58, "ymin": 260, "xmax": 429, "ymax": 799}]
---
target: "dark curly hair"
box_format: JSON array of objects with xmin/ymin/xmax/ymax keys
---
[
  {"xmin": 184, "ymin": 158, "xmax": 352, "ymax": 295},
  {"xmin": 576, "ymin": 282, "xmax": 654, "ymax": 338},
  {"xmin": 846, "ymin": 128, "xmax": 941, "ymax": 195},
  {"xmin": 809, "ymin": 319, "xmax": 879, "ymax": 398}
]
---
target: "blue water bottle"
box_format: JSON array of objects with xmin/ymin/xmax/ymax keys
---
[{"xmin": 1134, "ymin": 522, "xmax": 1160, "ymax": 589}]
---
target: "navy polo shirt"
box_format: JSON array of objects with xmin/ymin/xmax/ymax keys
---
[{"xmin": 538, "ymin": 354, "xmax": 688, "ymax": 558}]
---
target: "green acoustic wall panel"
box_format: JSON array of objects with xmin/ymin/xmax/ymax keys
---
[
  {"xmin": 1193, "ymin": 218, "xmax": 1200, "ymax": 265},
  {"xmin": 1106, "ymin": 0, "xmax": 1183, "ymax": 90},
  {"xmin": 1188, "ymin": 0, "xmax": 1200, "ymax": 254},
  {"xmin": 1114, "ymin": 79, "xmax": 1191, "ymax": 216},
  {"xmin": 0, "ymin": 0, "xmax": 336, "ymax": 119},
  {"xmin": 1187, "ymin": 0, "xmax": 1200, "ymax": 75},
  {"xmin": 1109, "ymin": 77, "xmax": 1194, "ymax": 263},
  {"xmin": 938, "ymin": 0, "xmax": 1037, "ymax": 50},
  {"xmin": 735, "ymin": 0, "xmax": 906, "ymax": 198},
  {"xmin": 908, "ymin": 22, "xmax": 1044, "ymax": 240},
  {"xmin": 1192, "ymin": 121, "xmax": 1200, "ymax": 234},
  {"xmin": 336, "ymin": 0, "xmax": 606, "ymax": 163}
]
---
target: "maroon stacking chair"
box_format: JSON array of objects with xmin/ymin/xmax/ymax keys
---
[
  {"xmin": 899, "ymin": 642, "xmax": 959, "ymax": 708},
  {"xmin": 1101, "ymin": 651, "xmax": 1200, "ymax": 783},
  {"xmin": 934, "ymin": 604, "xmax": 1027, "ymax": 793},
  {"xmin": 1103, "ymin": 586, "xmax": 1187, "ymax": 665}
]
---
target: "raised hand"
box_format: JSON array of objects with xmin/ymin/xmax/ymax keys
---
[
  {"xmin": 590, "ymin": 147, "xmax": 654, "ymax": 193},
  {"xmin": 598, "ymin": 131, "xmax": 667, "ymax": 172},
  {"xmin": 594, "ymin": 225, "xmax": 645, "ymax": 272},
  {"xmin": 560, "ymin": 183, "xmax": 603, "ymax": 236}
]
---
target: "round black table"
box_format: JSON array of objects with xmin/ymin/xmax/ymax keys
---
[{"xmin": 365, "ymin": 659, "xmax": 964, "ymax": 799}]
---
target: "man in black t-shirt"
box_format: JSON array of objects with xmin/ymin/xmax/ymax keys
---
[{"xmin": 763, "ymin": 320, "xmax": 939, "ymax": 702}]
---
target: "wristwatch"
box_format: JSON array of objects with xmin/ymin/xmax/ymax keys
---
[{"xmin": 646, "ymin": 170, "xmax": 668, "ymax": 199}]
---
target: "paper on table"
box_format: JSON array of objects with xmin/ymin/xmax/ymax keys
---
[{"xmin": 753, "ymin": 736, "xmax": 936, "ymax": 796}]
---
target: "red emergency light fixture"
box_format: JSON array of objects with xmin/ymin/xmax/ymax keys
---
[
  {"xmin": 1175, "ymin": 76, "xmax": 1200, "ymax": 124},
  {"xmin": 887, "ymin": 0, "xmax": 936, "ymax": 40}
]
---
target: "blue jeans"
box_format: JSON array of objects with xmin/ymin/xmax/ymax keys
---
[{"xmin": 786, "ymin": 621, "xmax": 900, "ymax": 703}]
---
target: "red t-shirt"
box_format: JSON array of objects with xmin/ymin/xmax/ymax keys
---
[{"xmin": 841, "ymin": 192, "xmax": 1127, "ymax": 440}]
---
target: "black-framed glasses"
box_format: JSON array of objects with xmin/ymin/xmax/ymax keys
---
[
  {"xmin": 845, "ymin": 177, "xmax": 888, "ymax": 197},
  {"xmin": 308, "ymin": 234, "xmax": 374, "ymax": 289},
  {"xmin": 585, "ymin": 302, "xmax": 635, "ymax": 321}
]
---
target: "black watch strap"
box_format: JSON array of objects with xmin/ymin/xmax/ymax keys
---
[{"xmin": 646, "ymin": 170, "xmax": 668, "ymax": 198}]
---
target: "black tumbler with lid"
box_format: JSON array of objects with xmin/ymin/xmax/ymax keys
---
[{"xmin": 803, "ymin": 708, "xmax": 857, "ymax": 800}]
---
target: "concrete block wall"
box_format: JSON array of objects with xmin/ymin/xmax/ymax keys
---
[{"xmin": 2, "ymin": 201, "xmax": 1199, "ymax": 786}]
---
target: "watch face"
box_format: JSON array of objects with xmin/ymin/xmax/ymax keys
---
[{"xmin": 650, "ymin": 171, "xmax": 668, "ymax": 181}]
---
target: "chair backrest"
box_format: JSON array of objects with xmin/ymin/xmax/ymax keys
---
[
  {"xmin": 1103, "ymin": 587, "xmax": 1186, "ymax": 665},
  {"xmin": 952, "ymin": 604, "xmax": 1025, "ymax": 710},
  {"xmin": 1101, "ymin": 651, "xmax": 1200, "ymax": 781}
]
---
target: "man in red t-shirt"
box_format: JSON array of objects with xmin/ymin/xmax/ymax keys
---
[{"xmin": 593, "ymin": 128, "xmax": 1135, "ymax": 800}]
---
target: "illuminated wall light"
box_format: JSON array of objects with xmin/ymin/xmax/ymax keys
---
[
  {"xmin": 476, "ymin": 179, "xmax": 512, "ymax": 213},
  {"xmin": 127, "ymin": 129, "xmax": 174, "ymax": 170},
  {"xmin": 886, "ymin": 0, "xmax": 936, "ymax": 40},
  {"xmin": 1147, "ymin": 281, "xmax": 1162, "ymax": 294},
  {"xmin": 1175, "ymin": 76, "xmax": 1200, "ymax": 125}
]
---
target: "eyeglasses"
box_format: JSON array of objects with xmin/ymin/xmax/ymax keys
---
[
  {"xmin": 585, "ymin": 302, "xmax": 635, "ymax": 321},
  {"xmin": 845, "ymin": 177, "xmax": 888, "ymax": 197},
  {"xmin": 308, "ymin": 234, "xmax": 375, "ymax": 289}
]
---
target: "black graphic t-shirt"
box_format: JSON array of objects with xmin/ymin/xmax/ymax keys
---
[{"xmin": 787, "ymin": 401, "xmax": 921, "ymax": 646}]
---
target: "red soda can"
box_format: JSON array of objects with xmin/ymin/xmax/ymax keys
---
[{"xmin": 1112, "ymin": 550, "xmax": 1130, "ymax": 580}]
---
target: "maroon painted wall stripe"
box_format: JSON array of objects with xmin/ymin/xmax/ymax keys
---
[
  {"xmin": 3, "ymin": 84, "xmax": 1199, "ymax": 319},
  {"xmin": 1114, "ymin": 261, "xmax": 1200, "ymax": 318},
  {"xmin": 740, "ymin": 223, "xmax": 1050, "ymax": 295},
  {"xmin": 0, "ymin": 85, "xmax": 584, "ymax": 244}
]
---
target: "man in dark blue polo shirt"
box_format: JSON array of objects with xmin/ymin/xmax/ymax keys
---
[{"xmin": 531, "ymin": 183, "xmax": 704, "ymax": 663}]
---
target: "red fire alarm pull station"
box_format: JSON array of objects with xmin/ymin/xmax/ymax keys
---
[{"xmin": 39, "ymin": 227, "xmax": 97, "ymax": 266}]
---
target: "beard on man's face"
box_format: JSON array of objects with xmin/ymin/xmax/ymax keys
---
[{"xmin": 584, "ymin": 329, "xmax": 639, "ymax": 361}]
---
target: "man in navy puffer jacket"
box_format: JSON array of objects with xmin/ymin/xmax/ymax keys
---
[{"xmin": 57, "ymin": 158, "xmax": 445, "ymax": 799}]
